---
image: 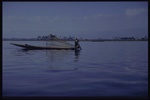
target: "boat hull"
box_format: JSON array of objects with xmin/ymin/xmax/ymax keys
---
[{"xmin": 10, "ymin": 43, "xmax": 78, "ymax": 50}]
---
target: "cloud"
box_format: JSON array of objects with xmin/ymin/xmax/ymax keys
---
[
  {"xmin": 3, "ymin": 13, "xmax": 119, "ymax": 24},
  {"xmin": 71, "ymin": 14, "xmax": 119, "ymax": 20},
  {"xmin": 125, "ymin": 8, "xmax": 146, "ymax": 17},
  {"xmin": 4, "ymin": 16, "xmax": 26, "ymax": 20}
]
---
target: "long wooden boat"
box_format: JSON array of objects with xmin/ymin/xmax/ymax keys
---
[{"xmin": 10, "ymin": 43, "xmax": 79, "ymax": 50}]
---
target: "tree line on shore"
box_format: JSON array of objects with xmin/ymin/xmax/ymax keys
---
[{"xmin": 3, "ymin": 35, "xmax": 148, "ymax": 41}]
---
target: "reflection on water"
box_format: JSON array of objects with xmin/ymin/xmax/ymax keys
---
[
  {"xmin": 46, "ymin": 50, "xmax": 72, "ymax": 62},
  {"xmin": 14, "ymin": 49, "xmax": 81, "ymax": 62},
  {"xmin": 74, "ymin": 50, "xmax": 80, "ymax": 62},
  {"xmin": 12, "ymin": 49, "xmax": 31, "ymax": 56}
]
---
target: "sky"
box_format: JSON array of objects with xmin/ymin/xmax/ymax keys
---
[{"xmin": 3, "ymin": 2, "xmax": 148, "ymax": 39}]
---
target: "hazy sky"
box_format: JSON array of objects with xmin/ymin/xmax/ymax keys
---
[{"xmin": 3, "ymin": 2, "xmax": 148, "ymax": 39}]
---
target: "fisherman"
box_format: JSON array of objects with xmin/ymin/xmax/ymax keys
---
[{"xmin": 75, "ymin": 38, "xmax": 81, "ymax": 49}]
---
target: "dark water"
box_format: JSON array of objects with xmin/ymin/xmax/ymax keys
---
[{"xmin": 3, "ymin": 41, "xmax": 148, "ymax": 97}]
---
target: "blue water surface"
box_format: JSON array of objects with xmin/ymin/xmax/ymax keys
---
[{"xmin": 3, "ymin": 41, "xmax": 148, "ymax": 97}]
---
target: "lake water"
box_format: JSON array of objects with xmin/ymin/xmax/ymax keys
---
[{"xmin": 2, "ymin": 41, "xmax": 148, "ymax": 97}]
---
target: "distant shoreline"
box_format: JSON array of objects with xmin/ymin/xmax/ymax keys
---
[{"xmin": 2, "ymin": 40, "xmax": 148, "ymax": 42}]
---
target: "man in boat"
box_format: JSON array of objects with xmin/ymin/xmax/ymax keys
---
[{"xmin": 75, "ymin": 38, "xmax": 81, "ymax": 49}]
